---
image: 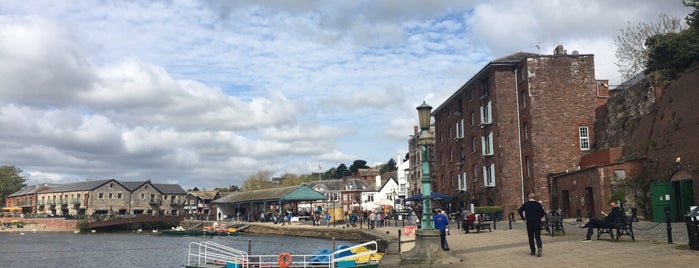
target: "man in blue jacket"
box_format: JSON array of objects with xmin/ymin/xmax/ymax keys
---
[
  {"xmin": 518, "ymin": 193, "xmax": 547, "ymax": 257},
  {"xmin": 433, "ymin": 209, "xmax": 450, "ymax": 251}
]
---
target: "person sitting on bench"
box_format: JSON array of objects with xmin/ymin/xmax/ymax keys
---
[{"xmin": 581, "ymin": 201, "xmax": 623, "ymax": 242}]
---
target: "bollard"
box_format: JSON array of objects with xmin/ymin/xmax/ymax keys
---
[
  {"xmin": 398, "ymin": 229, "xmax": 402, "ymax": 253},
  {"xmin": 492, "ymin": 213, "xmax": 497, "ymax": 230},
  {"xmin": 576, "ymin": 209, "xmax": 582, "ymax": 222},
  {"xmin": 332, "ymin": 238, "xmax": 336, "ymax": 252},
  {"xmin": 665, "ymin": 207, "xmax": 673, "ymax": 244},
  {"xmin": 631, "ymin": 208, "xmax": 638, "ymax": 222},
  {"xmin": 508, "ymin": 213, "xmax": 512, "ymax": 230},
  {"xmin": 248, "ymin": 239, "xmax": 252, "ymax": 255}
]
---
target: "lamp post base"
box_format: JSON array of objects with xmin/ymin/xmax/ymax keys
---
[{"xmin": 401, "ymin": 229, "xmax": 462, "ymax": 266}]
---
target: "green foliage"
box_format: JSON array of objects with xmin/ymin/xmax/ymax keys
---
[
  {"xmin": 348, "ymin": 160, "xmax": 369, "ymax": 176},
  {"xmin": 0, "ymin": 165, "xmax": 26, "ymax": 202},
  {"xmin": 77, "ymin": 220, "xmax": 90, "ymax": 230},
  {"xmin": 379, "ymin": 158, "xmax": 398, "ymax": 174},
  {"xmin": 474, "ymin": 206, "xmax": 502, "ymax": 214},
  {"xmin": 241, "ymin": 170, "xmax": 273, "ymax": 190},
  {"xmin": 334, "ymin": 164, "xmax": 350, "ymax": 179},
  {"xmin": 645, "ymin": 2, "xmax": 699, "ymax": 81}
]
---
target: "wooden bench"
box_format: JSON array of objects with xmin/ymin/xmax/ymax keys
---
[{"xmin": 596, "ymin": 216, "xmax": 635, "ymax": 241}]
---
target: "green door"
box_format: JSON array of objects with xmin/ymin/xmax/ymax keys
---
[
  {"xmin": 678, "ymin": 179, "xmax": 695, "ymax": 217},
  {"xmin": 651, "ymin": 182, "xmax": 677, "ymax": 222}
]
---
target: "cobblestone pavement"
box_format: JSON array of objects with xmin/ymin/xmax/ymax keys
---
[{"xmin": 366, "ymin": 218, "xmax": 697, "ymax": 267}]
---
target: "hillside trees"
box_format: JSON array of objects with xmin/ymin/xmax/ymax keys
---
[
  {"xmin": 646, "ymin": 1, "xmax": 699, "ymax": 80},
  {"xmin": 615, "ymin": 14, "xmax": 685, "ymax": 81},
  {"xmin": 242, "ymin": 170, "xmax": 273, "ymax": 190},
  {"xmin": 0, "ymin": 165, "xmax": 26, "ymax": 202}
]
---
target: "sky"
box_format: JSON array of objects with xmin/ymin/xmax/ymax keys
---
[{"xmin": 0, "ymin": 0, "xmax": 693, "ymax": 190}]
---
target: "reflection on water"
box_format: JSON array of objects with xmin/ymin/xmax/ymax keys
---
[{"xmin": 0, "ymin": 232, "xmax": 356, "ymax": 268}]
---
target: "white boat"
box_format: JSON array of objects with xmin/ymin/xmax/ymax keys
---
[{"xmin": 185, "ymin": 240, "xmax": 381, "ymax": 268}]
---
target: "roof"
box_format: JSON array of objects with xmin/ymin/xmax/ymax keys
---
[
  {"xmin": 213, "ymin": 185, "xmax": 326, "ymax": 205},
  {"xmin": 188, "ymin": 190, "xmax": 220, "ymax": 200},
  {"xmin": 8, "ymin": 184, "xmax": 58, "ymax": 197},
  {"xmin": 153, "ymin": 184, "xmax": 187, "ymax": 195},
  {"xmin": 120, "ymin": 181, "xmax": 148, "ymax": 191},
  {"xmin": 432, "ymin": 51, "xmax": 537, "ymax": 115},
  {"xmin": 40, "ymin": 179, "xmax": 114, "ymax": 193}
]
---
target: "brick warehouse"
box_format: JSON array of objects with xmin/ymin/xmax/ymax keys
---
[{"xmin": 431, "ymin": 46, "xmax": 609, "ymax": 215}]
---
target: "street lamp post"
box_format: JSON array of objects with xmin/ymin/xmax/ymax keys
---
[
  {"xmin": 402, "ymin": 101, "xmax": 462, "ymax": 265},
  {"xmin": 416, "ymin": 101, "xmax": 435, "ymax": 230}
]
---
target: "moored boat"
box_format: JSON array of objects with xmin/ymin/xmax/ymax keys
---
[{"xmin": 185, "ymin": 240, "xmax": 381, "ymax": 268}]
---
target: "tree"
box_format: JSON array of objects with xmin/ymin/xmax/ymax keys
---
[
  {"xmin": 0, "ymin": 165, "xmax": 26, "ymax": 203},
  {"xmin": 278, "ymin": 173, "xmax": 302, "ymax": 187},
  {"xmin": 348, "ymin": 160, "xmax": 369, "ymax": 176},
  {"xmin": 685, "ymin": 0, "xmax": 699, "ymax": 28},
  {"xmin": 379, "ymin": 158, "xmax": 398, "ymax": 174},
  {"xmin": 334, "ymin": 164, "xmax": 350, "ymax": 179},
  {"xmin": 615, "ymin": 14, "xmax": 686, "ymax": 82},
  {"xmin": 242, "ymin": 170, "xmax": 273, "ymax": 191},
  {"xmin": 323, "ymin": 167, "xmax": 336, "ymax": 181},
  {"xmin": 646, "ymin": 2, "xmax": 699, "ymax": 80}
]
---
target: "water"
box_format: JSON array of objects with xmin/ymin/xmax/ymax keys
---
[{"xmin": 0, "ymin": 232, "xmax": 356, "ymax": 268}]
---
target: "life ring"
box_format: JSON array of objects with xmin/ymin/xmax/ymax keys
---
[{"xmin": 277, "ymin": 252, "xmax": 293, "ymax": 268}]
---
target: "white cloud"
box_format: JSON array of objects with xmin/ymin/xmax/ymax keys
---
[{"xmin": 0, "ymin": 1, "xmax": 693, "ymax": 189}]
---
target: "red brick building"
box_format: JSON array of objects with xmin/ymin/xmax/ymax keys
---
[{"xmin": 431, "ymin": 46, "xmax": 609, "ymax": 214}]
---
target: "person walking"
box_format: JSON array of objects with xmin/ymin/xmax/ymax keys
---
[
  {"xmin": 433, "ymin": 209, "xmax": 450, "ymax": 251},
  {"xmin": 518, "ymin": 193, "xmax": 547, "ymax": 257},
  {"xmin": 581, "ymin": 201, "xmax": 624, "ymax": 242}
]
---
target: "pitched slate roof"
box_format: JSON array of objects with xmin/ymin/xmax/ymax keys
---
[
  {"xmin": 213, "ymin": 185, "xmax": 326, "ymax": 204},
  {"xmin": 188, "ymin": 190, "xmax": 219, "ymax": 200},
  {"xmin": 8, "ymin": 184, "xmax": 59, "ymax": 197},
  {"xmin": 40, "ymin": 179, "xmax": 114, "ymax": 193},
  {"xmin": 153, "ymin": 184, "xmax": 186, "ymax": 194},
  {"xmin": 120, "ymin": 181, "xmax": 148, "ymax": 191}
]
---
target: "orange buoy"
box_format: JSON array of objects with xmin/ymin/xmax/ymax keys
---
[{"xmin": 277, "ymin": 252, "xmax": 293, "ymax": 268}]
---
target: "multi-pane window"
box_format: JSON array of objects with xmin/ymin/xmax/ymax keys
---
[
  {"xmin": 480, "ymin": 101, "xmax": 492, "ymax": 125},
  {"xmin": 521, "ymin": 90, "xmax": 527, "ymax": 108},
  {"xmin": 455, "ymin": 119, "xmax": 464, "ymax": 139},
  {"xmin": 579, "ymin": 126, "xmax": 590, "ymax": 150},
  {"xmin": 483, "ymin": 164, "xmax": 496, "ymax": 187},
  {"xmin": 470, "ymin": 112, "xmax": 475, "ymax": 126},
  {"xmin": 481, "ymin": 132, "xmax": 494, "ymax": 156},
  {"xmin": 471, "ymin": 136, "xmax": 477, "ymax": 152}
]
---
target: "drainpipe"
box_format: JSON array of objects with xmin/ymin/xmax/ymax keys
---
[{"xmin": 514, "ymin": 68, "xmax": 525, "ymax": 204}]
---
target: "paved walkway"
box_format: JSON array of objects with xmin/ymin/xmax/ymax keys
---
[{"xmin": 366, "ymin": 218, "xmax": 697, "ymax": 267}]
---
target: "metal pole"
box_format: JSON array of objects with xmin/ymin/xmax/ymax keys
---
[
  {"xmin": 248, "ymin": 239, "xmax": 252, "ymax": 255},
  {"xmin": 398, "ymin": 229, "xmax": 402, "ymax": 253},
  {"xmin": 508, "ymin": 213, "xmax": 512, "ymax": 230},
  {"xmin": 665, "ymin": 206, "xmax": 673, "ymax": 244},
  {"xmin": 492, "ymin": 213, "xmax": 497, "ymax": 230}
]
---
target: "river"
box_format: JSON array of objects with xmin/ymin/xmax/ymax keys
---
[{"xmin": 0, "ymin": 231, "xmax": 357, "ymax": 267}]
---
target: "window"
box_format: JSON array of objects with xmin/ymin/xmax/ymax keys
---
[
  {"xmin": 523, "ymin": 122, "xmax": 529, "ymax": 140},
  {"xmin": 483, "ymin": 163, "xmax": 496, "ymax": 187},
  {"xmin": 525, "ymin": 156, "xmax": 532, "ymax": 178},
  {"xmin": 521, "ymin": 90, "xmax": 527, "ymax": 108},
  {"xmin": 481, "ymin": 79, "xmax": 489, "ymax": 98},
  {"xmin": 449, "ymin": 126, "xmax": 453, "ymax": 139},
  {"xmin": 481, "ymin": 132, "xmax": 494, "ymax": 156},
  {"xmin": 98, "ymin": 192, "xmax": 104, "ymax": 199},
  {"xmin": 579, "ymin": 126, "xmax": 590, "ymax": 150},
  {"xmin": 117, "ymin": 192, "xmax": 122, "ymax": 199},
  {"xmin": 469, "ymin": 88, "xmax": 474, "ymax": 101},
  {"xmin": 141, "ymin": 193, "xmax": 145, "ymax": 199},
  {"xmin": 480, "ymin": 101, "xmax": 492, "ymax": 125},
  {"xmin": 470, "ymin": 112, "xmax": 475, "ymax": 126},
  {"xmin": 108, "ymin": 193, "xmax": 113, "ymax": 199},
  {"xmin": 457, "ymin": 172, "xmax": 468, "ymax": 191},
  {"xmin": 471, "ymin": 136, "xmax": 477, "ymax": 152},
  {"xmin": 520, "ymin": 66, "xmax": 526, "ymax": 80},
  {"xmin": 472, "ymin": 165, "xmax": 478, "ymax": 181},
  {"xmin": 614, "ymin": 170, "xmax": 626, "ymax": 179},
  {"xmin": 455, "ymin": 119, "xmax": 464, "ymax": 139}
]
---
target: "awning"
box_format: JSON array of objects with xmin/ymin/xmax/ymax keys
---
[{"xmin": 404, "ymin": 192, "xmax": 453, "ymax": 201}]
